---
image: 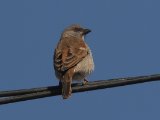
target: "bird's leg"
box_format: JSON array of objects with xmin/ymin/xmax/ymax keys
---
[
  {"xmin": 82, "ymin": 78, "xmax": 88, "ymax": 85},
  {"xmin": 59, "ymin": 81, "xmax": 62, "ymax": 88}
]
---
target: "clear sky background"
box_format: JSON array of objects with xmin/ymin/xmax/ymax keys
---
[{"xmin": 0, "ymin": 0, "xmax": 160, "ymax": 119}]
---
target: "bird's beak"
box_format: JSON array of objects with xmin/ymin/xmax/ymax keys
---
[{"xmin": 83, "ymin": 29, "xmax": 91, "ymax": 35}]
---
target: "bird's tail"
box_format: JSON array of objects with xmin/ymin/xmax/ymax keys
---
[{"xmin": 61, "ymin": 73, "xmax": 72, "ymax": 99}]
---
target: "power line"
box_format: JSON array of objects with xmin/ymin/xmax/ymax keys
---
[{"xmin": 0, "ymin": 74, "xmax": 160, "ymax": 105}]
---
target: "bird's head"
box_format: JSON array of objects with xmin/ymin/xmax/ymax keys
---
[{"xmin": 62, "ymin": 24, "xmax": 91, "ymax": 39}]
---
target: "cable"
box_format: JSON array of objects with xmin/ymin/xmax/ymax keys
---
[{"xmin": 0, "ymin": 74, "xmax": 160, "ymax": 105}]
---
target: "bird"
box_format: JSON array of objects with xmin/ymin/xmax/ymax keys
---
[{"xmin": 54, "ymin": 24, "xmax": 94, "ymax": 99}]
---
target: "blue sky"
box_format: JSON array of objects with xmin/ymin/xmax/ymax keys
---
[{"xmin": 0, "ymin": 0, "xmax": 160, "ymax": 119}]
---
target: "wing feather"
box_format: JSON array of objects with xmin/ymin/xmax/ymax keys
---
[{"xmin": 54, "ymin": 38, "xmax": 88, "ymax": 72}]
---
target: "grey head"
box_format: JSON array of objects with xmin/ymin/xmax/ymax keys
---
[{"xmin": 61, "ymin": 24, "xmax": 91, "ymax": 39}]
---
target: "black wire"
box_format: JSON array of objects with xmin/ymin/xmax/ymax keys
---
[{"xmin": 0, "ymin": 74, "xmax": 160, "ymax": 105}]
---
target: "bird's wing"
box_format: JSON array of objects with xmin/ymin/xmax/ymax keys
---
[{"xmin": 54, "ymin": 39, "xmax": 88, "ymax": 72}]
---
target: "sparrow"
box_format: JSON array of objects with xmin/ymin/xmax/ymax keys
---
[{"xmin": 54, "ymin": 24, "xmax": 94, "ymax": 99}]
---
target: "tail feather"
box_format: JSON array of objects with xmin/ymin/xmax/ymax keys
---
[
  {"xmin": 61, "ymin": 72, "xmax": 72, "ymax": 99},
  {"xmin": 62, "ymin": 81, "xmax": 72, "ymax": 99}
]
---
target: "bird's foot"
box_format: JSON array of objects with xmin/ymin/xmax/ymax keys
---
[{"xmin": 82, "ymin": 78, "xmax": 88, "ymax": 85}]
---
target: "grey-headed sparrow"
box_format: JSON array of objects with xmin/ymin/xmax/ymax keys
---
[{"xmin": 54, "ymin": 24, "xmax": 94, "ymax": 99}]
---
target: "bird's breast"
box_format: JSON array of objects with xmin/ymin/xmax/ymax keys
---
[{"xmin": 73, "ymin": 50, "xmax": 94, "ymax": 80}]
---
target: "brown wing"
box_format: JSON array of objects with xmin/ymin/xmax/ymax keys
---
[{"xmin": 54, "ymin": 37, "xmax": 88, "ymax": 72}]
